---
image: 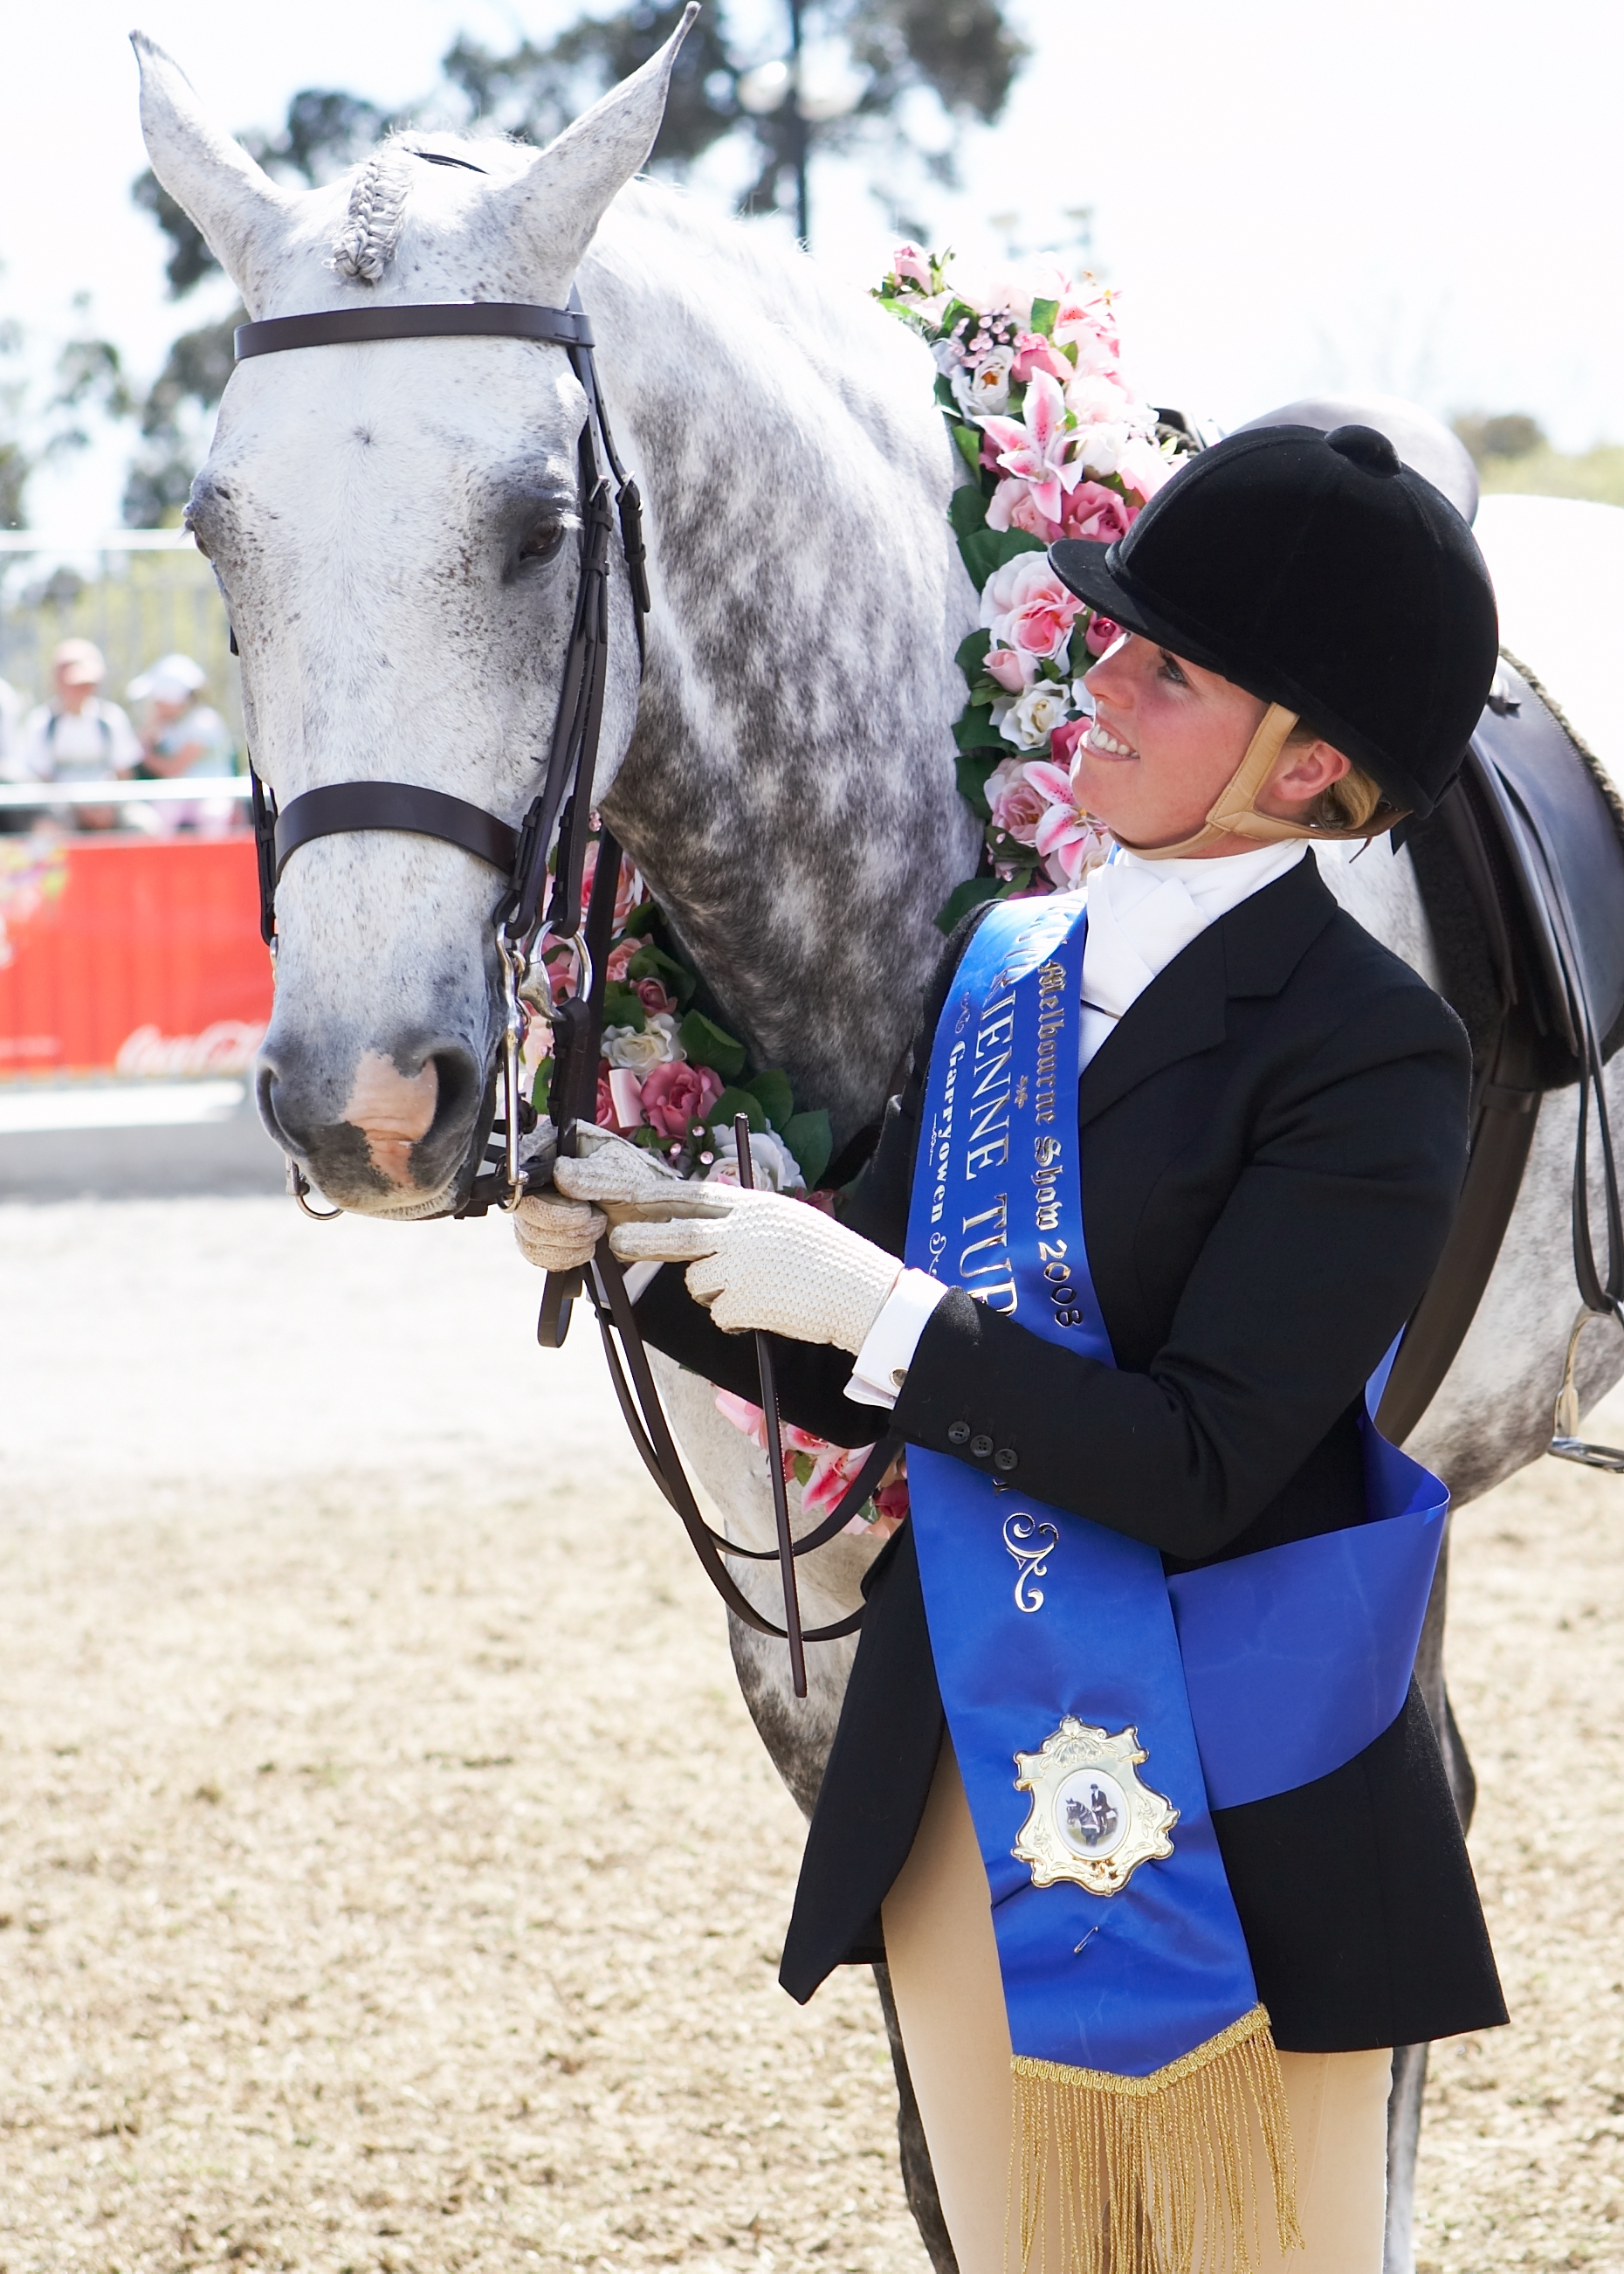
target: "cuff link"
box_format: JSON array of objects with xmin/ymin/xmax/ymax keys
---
[{"xmin": 890, "ymin": 1366, "xmax": 909, "ymax": 1389}]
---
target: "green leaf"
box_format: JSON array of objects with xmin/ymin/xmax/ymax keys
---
[
  {"xmin": 954, "ymin": 626, "xmax": 993, "ymax": 680},
  {"xmin": 953, "ymin": 706, "xmax": 1008, "ymax": 754},
  {"xmin": 528, "ymin": 1058, "xmax": 554, "ymax": 1112},
  {"xmin": 745, "ymin": 1066, "xmax": 795, "ymax": 1134},
  {"xmin": 932, "ymin": 373, "xmax": 958, "ymax": 413},
  {"xmin": 622, "ymin": 900, "xmax": 660, "ymax": 938},
  {"xmin": 947, "ymin": 485, "xmax": 989, "ymax": 539},
  {"xmin": 953, "ymin": 422, "xmax": 983, "ymax": 473},
  {"xmin": 711, "ymin": 1085, "xmax": 765, "ymax": 1135},
  {"xmin": 783, "ymin": 1109, "xmax": 833, "ymax": 1190},
  {"xmin": 934, "ymin": 875, "xmax": 1002, "ymax": 934},
  {"xmin": 1030, "ymin": 295, "xmax": 1059, "ymax": 339},
  {"xmin": 677, "ymin": 1010, "xmax": 747, "ymax": 1081},
  {"xmin": 955, "ymin": 750, "xmax": 994, "ymax": 817},
  {"xmin": 626, "ymin": 941, "xmax": 694, "ymax": 1003},
  {"xmin": 601, "ymin": 984, "xmax": 646, "ymax": 1033}
]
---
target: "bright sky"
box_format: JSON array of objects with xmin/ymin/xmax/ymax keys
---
[{"xmin": 2, "ymin": 0, "xmax": 1618, "ymax": 527}]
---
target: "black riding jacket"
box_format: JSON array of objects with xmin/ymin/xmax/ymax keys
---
[{"xmin": 637, "ymin": 854, "xmax": 1506, "ymax": 2052}]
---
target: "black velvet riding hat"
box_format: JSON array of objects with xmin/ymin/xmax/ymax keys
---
[{"xmin": 1048, "ymin": 424, "xmax": 1499, "ymax": 818}]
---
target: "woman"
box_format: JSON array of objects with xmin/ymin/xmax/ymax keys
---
[{"xmin": 521, "ymin": 423, "xmax": 1506, "ymax": 2274}]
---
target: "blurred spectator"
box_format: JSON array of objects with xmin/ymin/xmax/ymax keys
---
[
  {"xmin": 0, "ymin": 674, "xmax": 18, "ymax": 775},
  {"xmin": 127, "ymin": 652, "xmax": 238, "ymax": 835},
  {"xmin": 6, "ymin": 639, "xmax": 141, "ymax": 829}
]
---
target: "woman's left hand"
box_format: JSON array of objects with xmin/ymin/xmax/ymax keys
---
[{"xmin": 605, "ymin": 1189, "xmax": 903, "ymax": 1350}]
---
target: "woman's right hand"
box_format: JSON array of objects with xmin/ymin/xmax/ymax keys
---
[{"xmin": 512, "ymin": 1186, "xmax": 607, "ymax": 1273}]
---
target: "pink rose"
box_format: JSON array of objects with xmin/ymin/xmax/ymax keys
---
[
  {"xmin": 868, "ymin": 1473, "xmax": 912, "ymax": 1538},
  {"xmin": 891, "ymin": 242, "xmax": 932, "ymax": 289},
  {"xmin": 1049, "ymin": 716, "xmax": 1090, "ymax": 767},
  {"xmin": 594, "ymin": 1066, "xmax": 616, "ymax": 1128},
  {"xmin": 636, "ymin": 976, "xmax": 675, "ymax": 1016},
  {"xmin": 605, "ymin": 938, "xmax": 637, "ymax": 983},
  {"xmin": 981, "ymin": 550, "xmax": 1084, "ymax": 661},
  {"xmin": 1084, "ymin": 613, "xmax": 1123, "ymax": 658},
  {"xmin": 1061, "ymin": 481, "xmax": 1134, "ymax": 545},
  {"xmin": 984, "ymin": 644, "xmax": 1036, "ymax": 695},
  {"xmin": 986, "ymin": 756, "xmax": 1049, "ymax": 848},
  {"xmin": 1010, "ymin": 329, "xmax": 1073, "ymax": 385},
  {"xmin": 639, "ymin": 1059, "xmax": 725, "ymax": 1140},
  {"xmin": 579, "ymin": 842, "xmax": 641, "ymax": 934}
]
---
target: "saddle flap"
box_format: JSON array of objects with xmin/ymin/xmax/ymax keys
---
[{"xmin": 1463, "ymin": 662, "xmax": 1624, "ymax": 1068}]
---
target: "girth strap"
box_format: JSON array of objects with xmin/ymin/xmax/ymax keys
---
[{"xmin": 272, "ymin": 781, "xmax": 519, "ymax": 882}]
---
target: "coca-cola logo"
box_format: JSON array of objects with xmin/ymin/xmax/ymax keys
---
[{"xmin": 114, "ymin": 1021, "xmax": 266, "ymax": 1078}]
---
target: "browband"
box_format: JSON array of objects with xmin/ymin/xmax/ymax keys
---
[
  {"xmin": 272, "ymin": 782, "xmax": 519, "ymax": 882},
  {"xmin": 235, "ymin": 301, "xmax": 595, "ymax": 360}
]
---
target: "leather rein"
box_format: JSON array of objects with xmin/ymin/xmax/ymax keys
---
[{"xmin": 235, "ymin": 294, "xmax": 883, "ymax": 1670}]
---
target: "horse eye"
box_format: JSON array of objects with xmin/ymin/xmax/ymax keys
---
[{"xmin": 517, "ymin": 521, "xmax": 565, "ymax": 566}]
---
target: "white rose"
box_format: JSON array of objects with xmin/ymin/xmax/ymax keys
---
[
  {"xmin": 705, "ymin": 1126, "xmax": 806, "ymax": 1194},
  {"xmin": 951, "ymin": 346, "xmax": 1015, "ymax": 418},
  {"xmin": 1002, "ymin": 682, "xmax": 1072, "ymax": 751},
  {"xmin": 602, "ymin": 1011, "xmax": 685, "ymax": 1071}
]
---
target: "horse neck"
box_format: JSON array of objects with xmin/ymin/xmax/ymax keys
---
[{"xmin": 579, "ymin": 190, "xmax": 981, "ymax": 1144}]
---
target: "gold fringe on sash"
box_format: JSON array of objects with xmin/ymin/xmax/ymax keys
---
[{"xmin": 1008, "ymin": 2006, "xmax": 1300, "ymax": 2274}]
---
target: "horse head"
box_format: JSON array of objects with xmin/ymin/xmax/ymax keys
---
[{"xmin": 132, "ymin": 18, "xmax": 694, "ymax": 1215}]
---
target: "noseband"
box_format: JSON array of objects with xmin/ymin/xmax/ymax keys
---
[{"xmin": 234, "ymin": 291, "xmax": 875, "ymax": 1676}]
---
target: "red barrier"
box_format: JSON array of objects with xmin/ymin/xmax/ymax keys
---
[{"xmin": 0, "ymin": 831, "xmax": 272, "ymax": 1079}]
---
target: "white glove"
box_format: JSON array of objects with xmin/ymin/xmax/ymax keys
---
[
  {"xmin": 514, "ymin": 1127, "xmax": 705, "ymax": 1273},
  {"xmin": 554, "ymin": 1126, "xmax": 732, "ymax": 1223},
  {"xmin": 513, "ymin": 1186, "xmax": 606, "ymax": 1273},
  {"xmin": 607, "ymin": 1188, "xmax": 903, "ymax": 1350}
]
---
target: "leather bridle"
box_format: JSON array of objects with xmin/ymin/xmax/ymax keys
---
[{"xmin": 233, "ymin": 289, "xmax": 885, "ymax": 1680}]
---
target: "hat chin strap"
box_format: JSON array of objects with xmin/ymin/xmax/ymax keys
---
[{"xmin": 1110, "ymin": 702, "xmax": 1404, "ymax": 860}]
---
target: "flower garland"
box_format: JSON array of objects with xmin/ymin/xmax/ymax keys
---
[
  {"xmin": 533, "ymin": 248, "xmax": 1180, "ymax": 1538},
  {"xmin": 874, "ymin": 243, "xmax": 1180, "ymax": 925}
]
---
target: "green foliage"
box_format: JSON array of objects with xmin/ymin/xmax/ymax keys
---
[
  {"xmin": 601, "ymin": 984, "xmax": 647, "ymax": 1033},
  {"xmin": 625, "ymin": 940, "xmax": 696, "ymax": 1003},
  {"xmin": 953, "ymin": 707, "xmax": 1007, "ymax": 753},
  {"xmin": 953, "ymin": 422, "xmax": 983, "ymax": 473},
  {"xmin": 947, "ymin": 486, "xmax": 989, "ymax": 539},
  {"xmin": 955, "ymin": 750, "xmax": 995, "ymax": 817},
  {"xmin": 783, "ymin": 1109, "xmax": 833, "ymax": 1189},
  {"xmin": 957, "ymin": 524, "xmax": 1044, "ymax": 592},
  {"xmin": 934, "ymin": 874, "xmax": 1001, "ymax": 934},
  {"xmin": 954, "ymin": 626, "xmax": 993, "ymax": 679},
  {"xmin": 745, "ymin": 1066, "xmax": 795, "ymax": 1133},
  {"xmin": 1029, "ymin": 295, "xmax": 1058, "ymax": 339},
  {"xmin": 678, "ymin": 1010, "xmax": 747, "ymax": 1080},
  {"xmin": 711, "ymin": 1084, "xmax": 766, "ymax": 1134}
]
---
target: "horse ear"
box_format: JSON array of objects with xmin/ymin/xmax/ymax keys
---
[
  {"xmin": 499, "ymin": 2, "xmax": 699, "ymax": 287},
  {"xmin": 130, "ymin": 31, "xmax": 295, "ymax": 310}
]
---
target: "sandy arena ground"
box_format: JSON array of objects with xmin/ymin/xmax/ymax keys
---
[{"xmin": 0, "ymin": 1196, "xmax": 1619, "ymax": 2273}]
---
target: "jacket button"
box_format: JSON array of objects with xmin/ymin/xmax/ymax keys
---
[
  {"xmin": 970, "ymin": 1433, "xmax": 994, "ymax": 1458},
  {"xmin": 994, "ymin": 1447, "xmax": 1019, "ymax": 1473},
  {"xmin": 947, "ymin": 1421, "xmax": 971, "ymax": 1445}
]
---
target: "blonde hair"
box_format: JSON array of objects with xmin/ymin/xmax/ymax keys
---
[{"xmin": 1281, "ymin": 720, "xmax": 1388, "ymax": 833}]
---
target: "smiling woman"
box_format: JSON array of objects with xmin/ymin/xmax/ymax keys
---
[{"xmin": 553, "ymin": 421, "xmax": 1508, "ymax": 2274}]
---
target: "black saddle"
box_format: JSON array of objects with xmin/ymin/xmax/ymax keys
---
[{"xmin": 1381, "ymin": 659, "xmax": 1624, "ymax": 1438}]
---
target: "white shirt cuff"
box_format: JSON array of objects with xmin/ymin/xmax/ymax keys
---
[{"xmin": 845, "ymin": 1266, "xmax": 949, "ymax": 1409}]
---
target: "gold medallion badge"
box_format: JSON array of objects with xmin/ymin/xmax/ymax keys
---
[{"xmin": 1013, "ymin": 1717, "xmax": 1179, "ymax": 1897}]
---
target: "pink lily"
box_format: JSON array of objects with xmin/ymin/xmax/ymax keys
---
[
  {"xmin": 1026, "ymin": 758, "xmax": 1111, "ymax": 887},
  {"xmin": 979, "ymin": 371, "xmax": 1082, "ymax": 526}
]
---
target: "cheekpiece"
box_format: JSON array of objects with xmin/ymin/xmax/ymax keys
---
[{"xmin": 1013, "ymin": 1716, "xmax": 1178, "ymax": 1898}]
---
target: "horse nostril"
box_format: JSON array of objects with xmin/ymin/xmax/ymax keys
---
[{"xmin": 422, "ymin": 1045, "xmax": 482, "ymax": 1153}]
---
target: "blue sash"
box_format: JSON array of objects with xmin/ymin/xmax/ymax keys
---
[{"xmin": 903, "ymin": 892, "xmax": 1448, "ymax": 2096}]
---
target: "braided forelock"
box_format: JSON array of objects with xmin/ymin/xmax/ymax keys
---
[{"xmin": 329, "ymin": 141, "xmax": 416, "ymax": 285}]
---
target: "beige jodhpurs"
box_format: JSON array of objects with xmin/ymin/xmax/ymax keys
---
[{"xmin": 882, "ymin": 1746, "xmax": 1392, "ymax": 2274}]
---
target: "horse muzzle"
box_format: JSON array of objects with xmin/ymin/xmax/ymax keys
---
[{"xmin": 256, "ymin": 1030, "xmax": 491, "ymax": 1215}]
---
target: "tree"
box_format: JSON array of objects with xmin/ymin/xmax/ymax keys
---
[
  {"xmin": 0, "ymin": 293, "xmax": 132, "ymax": 531},
  {"xmin": 127, "ymin": 4, "xmax": 1027, "ymax": 515},
  {"xmin": 444, "ymin": 0, "xmax": 1027, "ymax": 238}
]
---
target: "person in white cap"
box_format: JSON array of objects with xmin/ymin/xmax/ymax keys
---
[
  {"xmin": 9, "ymin": 638, "xmax": 142, "ymax": 828},
  {"xmin": 127, "ymin": 651, "xmax": 237, "ymax": 834}
]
